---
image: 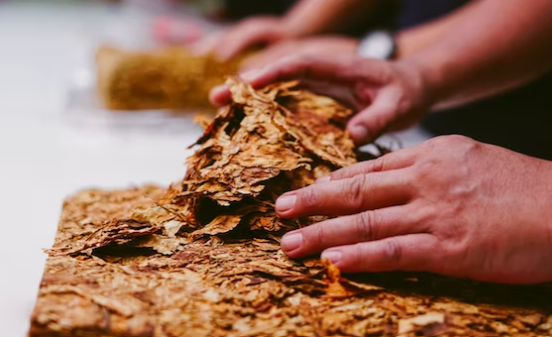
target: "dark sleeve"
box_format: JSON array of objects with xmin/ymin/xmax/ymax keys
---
[{"xmin": 395, "ymin": 0, "xmax": 472, "ymax": 29}]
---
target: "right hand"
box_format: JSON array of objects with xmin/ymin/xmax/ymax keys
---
[
  {"xmin": 274, "ymin": 135, "xmax": 552, "ymax": 284},
  {"xmin": 210, "ymin": 55, "xmax": 431, "ymax": 145},
  {"xmin": 192, "ymin": 16, "xmax": 292, "ymax": 61}
]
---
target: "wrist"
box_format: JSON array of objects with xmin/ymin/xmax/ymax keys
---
[
  {"xmin": 394, "ymin": 30, "xmax": 424, "ymax": 59},
  {"xmin": 393, "ymin": 57, "xmax": 438, "ymax": 113},
  {"xmin": 356, "ymin": 30, "xmax": 397, "ymax": 61}
]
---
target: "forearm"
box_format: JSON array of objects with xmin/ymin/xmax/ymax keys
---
[
  {"xmin": 400, "ymin": 0, "xmax": 552, "ymax": 110},
  {"xmin": 395, "ymin": 0, "xmax": 482, "ymax": 58},
  {"xmin": 282, "ymin": 0, "xmax": 383, "ymax": 37}
]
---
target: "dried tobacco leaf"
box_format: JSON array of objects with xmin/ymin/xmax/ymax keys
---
[{"xmin": 28, "ymin": 79, "xmax": 552, "ymax": 337}]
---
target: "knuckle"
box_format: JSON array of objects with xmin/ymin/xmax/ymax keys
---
[
  {"xmin": 412, "ymin": 159, "xmax": 434, "ymax": 182},
  {"xmin": 355, "ymin": 212, "xmax": 378, "ymax": 242},
  {"xmin": 313, "ymin": 224, "xmax": 328, "ymax": 247},
  {"xmin": 428, "ymin": 135, "xmax": 474, "ymax": 149},
  {"xmin": 410, "ymin": 148, "xmax": 440, "ymax": 183},
  {"xmin": 368, "ymin": 111, "xmax": 390, "ymax": 134},
  {"xmin": 298, "ymin": 186, "xmax": 321, "ymax": 210},
  {"xmin": 343, "ymin": 175, "xmax": 367, "ymax": 210},
  {"xmin": 411, "ymin": 201, "xmax": 436, "ymax": 229},
  {"xmin": 424, "ymin": 135, "xmax": 448, "ymax": 150},
  {"xmin": 352, "ymin": 243, "xmax": 367, "ymax": 270},
  {"xmin": 368, "ymin": 156, "xmax": 386, "ymax": 172},
  {"xmin": 382, "ymin": 239, "xmax": 403, "ymax": 267},
  {"xmin": 302, "ymin": 223, "xmax": 327, "ymax": 249}
]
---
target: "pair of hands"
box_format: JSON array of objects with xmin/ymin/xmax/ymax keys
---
[
  {"xmin": 205, "ymin": 18, "xmax": 552, "ymax": 285},
  {"xmin": 210, "ymin": 54, "xmax": 552, "ymax": 285}
]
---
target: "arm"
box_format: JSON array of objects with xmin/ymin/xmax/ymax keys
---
[
  {"xmin": 400, "ymin": 0, "xmax": 552, "ymax": 109},
  {"xmin": 197, "ymin": 0, "xmax": 382, "ymax": 60},
  {"xmin": 395, "ymin": 0, "xmax": 484, "ymax": 58},
  {"xmin": 212, "ymin": 0, "xmax": 552, "ymax": 143},
  {"xmin": 238, "ymin": 1, "xmax": 482, "ymax": 72},
  {"xmin": 282, "ymin": 0, "xmax": 384, "ymax": 37}
]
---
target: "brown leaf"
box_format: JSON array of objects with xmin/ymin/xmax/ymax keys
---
[{"xmin": 31, "ymin": 75, "xmax": 552, "ymax": 337}]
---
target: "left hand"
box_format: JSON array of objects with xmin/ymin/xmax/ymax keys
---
[
  {"xmin": 276, "ymin": 135, "xmax": 552, "ymax": 284},
  {"xmin": 239, "ymin": 36, "xmax": 358, "ymax": 71},
  {"xmin": 210, "ymin": 55, "xmax": 429, "ymax": 146},
  {"xmin": 189, "ymin": 16, "xmax": 290, "ymax": 61}
]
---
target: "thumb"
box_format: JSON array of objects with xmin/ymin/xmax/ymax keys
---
[{"xmin": 347, "ymin": 92, "xmax": 398, "ymax": 145}]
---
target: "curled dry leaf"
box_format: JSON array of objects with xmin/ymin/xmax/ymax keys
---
[{"xmin": 29, "ymin": 78, "xmax": 552, "ymax": 337}]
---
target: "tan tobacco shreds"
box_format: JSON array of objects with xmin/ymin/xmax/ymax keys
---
[
  {"xmin": 30, "ymin": 79, "xmax": 552, "ymax": 337},
  {"xmin": 96, "ymin": 46, "xmax": 249, "ymax": 111}
]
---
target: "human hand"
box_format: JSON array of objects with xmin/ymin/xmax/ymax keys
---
[
  {"xmin": 276, "ymin": 135, "xmax": 552, "ymax": 284},
  {"xmin": 210, "ymin": 55, "xmax": 429, "ymax": 145},
  {"xmin": 240, "ymin": 36, "xmax": 358, "ymax": 71},
  {"xmin": 192, "ymin": 16, "xmax": 292, "ymax": 61}
]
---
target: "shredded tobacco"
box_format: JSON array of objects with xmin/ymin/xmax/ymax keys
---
[
  {"xmin": 96, "ymin": 46, "xmax": 248, "ymax": 111},
  {"xmin": 30, "ymin": 79, "xmax": 552, "ymax": 337}
]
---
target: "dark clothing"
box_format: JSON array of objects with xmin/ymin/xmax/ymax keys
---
[
  {"xmin": 421, "ymin": 75, "xmax": 552, "ymax": 160},
  {"xmin": 223, "ymin": 0, "xmax": 295, "ymax": 20},
  {"xmin": 398, "ymin": 0, "xmax": 552, "ymax": 160},
  {"xmin": 397, "ymin": 0, "xmax": 471, "ymax": 28}
]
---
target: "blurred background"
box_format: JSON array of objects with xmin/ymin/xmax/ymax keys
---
[{"xmin": 0, "ymin": 1, "xmax": 428, "ymax": 335}]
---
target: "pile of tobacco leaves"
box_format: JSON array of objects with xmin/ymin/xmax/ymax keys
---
[
  {"xmin": 96, "ymin": 46, "xmax": 247, "ymax": 111},
  {"xmin": 28, "ymin": 78, "xmax": 552, "ymax": 337}
]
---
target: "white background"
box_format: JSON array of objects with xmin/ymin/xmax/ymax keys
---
[{"xmin": 0, "ymin": 1, "xmax": 430, "ymax": 335}]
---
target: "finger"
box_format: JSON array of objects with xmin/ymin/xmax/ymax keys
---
[
  {"xmin": 240, "ymin": 45, "xmax": 291, "ymax": 71},
  {"xmin": 276, "ymin": 170, "xmax": 413, "ymax": 218},
  {"xmin": 282, "ymin": 205, "xmax": 426, "ymax": 258},
  {"xmin": 347, "ymin": 89, "xmax": 401, "ymax": 145},
  {"xmin": 322, "ymin": 234, "xmax": 441, "ymax": 273},
  {"xmin": 299, "ymin": 78, "xmax": 360, "ymax": 110},
  {"xmin": 209, "ymin": 69, "xmax": 266, "ymax": 106},
  {"xmin": 210, "ymin": 84, "xmax": 232, "ymax": 106},
  {"xmin": 317, "ymin": 147, "xmax": 419, "ymax": 183},
  {"xmin": 245, "ymin": 54, "xmax": 380, "ymax": 90},
  {"xmin": 214, "ymin": 26, "xmax": 278, "ymax": 61},
  {"xmin": 210, "ymin": 55, "xmax": 379, "ymax": 106},
  {"xmin": 208, "ymin": 75, "xmax": 356, "ymax": 107}
]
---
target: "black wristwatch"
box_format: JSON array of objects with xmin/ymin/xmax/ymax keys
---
[{"xmin": 356, "ymin": 30, "xmax": 397, "ymax": 60}]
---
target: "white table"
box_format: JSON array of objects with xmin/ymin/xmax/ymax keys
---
[{"xmin": 0, "ymin": 2, "xmax": 430, "ymax": 335}]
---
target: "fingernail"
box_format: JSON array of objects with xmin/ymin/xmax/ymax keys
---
[
  {"xmin": 276, "ymin": 194, "xmax": 297, "ymax": 213},
  {"xmin": 316, "ymin": 176, "xmax": 330, "ymax": 184},
  {"xmin": 281, "ymin": 232, "xmax": 303, "ymax": 252},
  {"xmin": 349, "ymin": 125, "xmax": 369, "ymax": 142},
  {"xmin": 209, "ymin": 85, "xmax": 229, "ymax": 105},
  {"xmin": 322, "ymin": 250, "xmax": 342, "ymax": 264}
]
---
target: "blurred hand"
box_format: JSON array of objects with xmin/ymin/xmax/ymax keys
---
[
  {"xmin": 210, "ymin": 55, "xmax": 429, "ymax": 145},
  {"xmin": 192, "ymin": 16, "xmax": 292, "ymax": 61},
  {"xmin": 240, "ymin": 36, "xmax": 358, "ymax": 71},
  {"xmin": 275, "ymin": 135, "xmax": 552, "ymax": 284}
]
